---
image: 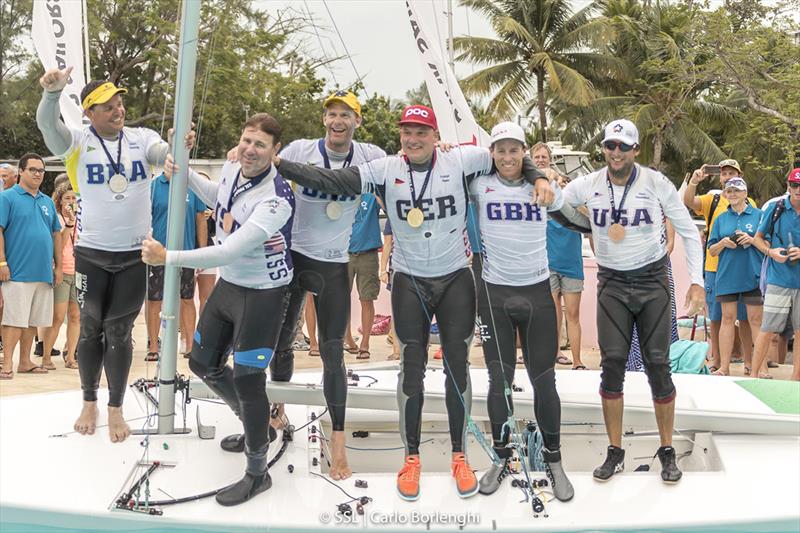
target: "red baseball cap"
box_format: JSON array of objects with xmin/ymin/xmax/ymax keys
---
[
  {"xmin": 788, "ymin": 168, "xmax": 800, "ymax": 183},
  {"xmin": 398, "ymin": 105, "xmax": 438, "ymax": 130}
]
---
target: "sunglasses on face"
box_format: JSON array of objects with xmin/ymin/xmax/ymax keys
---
[
  {"xmin": 789, "ymin": 182, "xmax": 800, "ymax": 189},
  {"xmin": 603, "ymin": 141, "xmax": 636, "ymax": 152}
]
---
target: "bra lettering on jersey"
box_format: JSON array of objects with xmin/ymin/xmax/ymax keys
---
[
  {"xmin": 86, "ymin": 161, "xmax": 147, "ymax": 185},
  {"xmin": 300, "ymin": 187, "xmax": 357, "ymax": 202},
  {"xmin": 486, "ymin": 202, "xmax": 542, "ymax": 222},
  {"xmin": 592, "ymin": 208, "xmax": 654, "ymax": 227},
  {"xmin": 396, "ymin": 196, "xmax": 456, "ymax": 221}
]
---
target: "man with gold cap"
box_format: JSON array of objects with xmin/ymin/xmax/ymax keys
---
[{"xmin": 36, "ymin": 67, "xmax": 191, "ymax": 443}]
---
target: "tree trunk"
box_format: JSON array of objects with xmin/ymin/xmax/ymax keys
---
[
  {"xmin": 537, "ymin": 72, "xmax": 548, "ymax": 143},
  {"xmin": 652, "ymin": 131, "xmax": 663, "ymax": 169}
]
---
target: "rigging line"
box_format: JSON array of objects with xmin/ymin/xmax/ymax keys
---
[
  {"xmin": 192, "ymin": 14, "xmax": 221, "ymax": 160},
  {"xmin": 303, "ymin": 0, "xmax": 339, "ymax": 86},
  {"xmin": 321, "ymin": 0, "xmax": 368, "ymax": 95}
]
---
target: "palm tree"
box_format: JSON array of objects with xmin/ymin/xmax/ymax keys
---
[{"xmin": 454, "ymin": 0, "xmax": 624, "ymax": 142}]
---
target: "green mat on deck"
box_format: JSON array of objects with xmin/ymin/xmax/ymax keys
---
[{"xmin": 735, "ymin": 379, "xmax": 800, "ymax": 415}]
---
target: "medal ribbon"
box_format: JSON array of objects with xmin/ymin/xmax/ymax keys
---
[
  {"xmin": 318, "ymin": 138, "xmax": 354, "ymax": 169},
  {"xmin": 405, "ymin": 151, "xmax": 436, "ymax": 209},
  {"xmin": 226, "ymin": 165, "xmax": 271, "ymax": 213},
  {"xmin": 90, "ymin": 127, "xmax": 123, "ymax": 176},
  {"xmin": 606, "ymin": 165, "xmax": 638, "ymax": 224}
]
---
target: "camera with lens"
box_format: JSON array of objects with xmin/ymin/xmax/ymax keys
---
[{"xmin": 724, "ymin": 233, "xmax": 745, "ymax": 247}]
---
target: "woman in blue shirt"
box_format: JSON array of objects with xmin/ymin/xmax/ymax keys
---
[{"xmin": 707, "ymin": 177, "xmax": 765, "ymax": 376}]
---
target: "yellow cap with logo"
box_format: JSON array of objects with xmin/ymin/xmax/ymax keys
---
[
  {"xmin": 323, "ymin": 90, "xmax": 361, "ymax": 117},
  {"xmin": 82, "ymin": 82, "xmax": 128, "ymax": 110}
]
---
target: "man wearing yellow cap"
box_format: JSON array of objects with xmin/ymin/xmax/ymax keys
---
[{"xmin": 36, "ymin": 66, "xmax": 190, "ymax": 444}]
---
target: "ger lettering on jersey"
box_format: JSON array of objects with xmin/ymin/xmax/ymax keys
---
[
  {"xmin": 563, "ymin": 164, "xmax": 704, "ymax": 285},
  {"xmin": 280, "ymin": 139, "xmax": 386, "ymax": 262},
  {"xmin": 357, "ymin": 145, "xmax": 493, "ymax": 278},
  {"xmin": 470, "ymin": 175, "xmax": 564, "ymax": 286},
  {"xmin": 61, "ymin": 126, "xmax": 166, "ymax": 251}
]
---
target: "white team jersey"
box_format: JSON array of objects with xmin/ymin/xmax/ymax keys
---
[
  {"xmin": 212, "ymin": 161, "xmax": 294, "ymax": 289},
  {"xmin": 470, "ymin": 174, "xmax": 563, "ymax": 286},
  {"xmin": 281, "ymin": 139, "xmax": 386, "ymax": 262},
  {"xmin": 563, "ymin": 164, "xmax": 704, "ymax": 285},
  {"xmin": 63, "ymin": 126, "xmax": 165, "ymax": 251},
  {"xmin": 357, "ymin": 145, "xmax": 492, "ymax": 278}
]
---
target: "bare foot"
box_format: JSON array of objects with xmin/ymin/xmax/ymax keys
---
[
  {"xmin": 328, "ymin": 430, "xmax": 352, "ymax": 480},
  {"xmin": 269, "ymin": 403, "xmax": 289, "ymax": 430},
  {"xmin": 108, "ymin": 406, "xmax": 131, "ymax": 443},
  {"xmin": 74, "ymin": 401, "xmax": 99, "ymax": 435}
]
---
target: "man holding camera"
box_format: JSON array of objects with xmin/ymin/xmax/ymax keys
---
[{"xmin": 684, "ymin": 159, "xmax": 756, "ymax": 373}]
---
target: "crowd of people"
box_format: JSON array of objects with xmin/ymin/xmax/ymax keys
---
[{"xmin": 0, "ymin": 65, "xmax": 796, "ymax": 507}]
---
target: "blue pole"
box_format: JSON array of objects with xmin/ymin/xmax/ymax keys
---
[{"xmin": 158, "ymin": 0, "xmax": 201, "ymax": 434}]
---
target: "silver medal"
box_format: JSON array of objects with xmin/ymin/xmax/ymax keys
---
[
  {"xmin": 108, "ymin": 173, "xmax": 129, "ymax": 194},
  {"xmin": 326, "ymin": 201, "xmax": 343, "ymax": 220}
]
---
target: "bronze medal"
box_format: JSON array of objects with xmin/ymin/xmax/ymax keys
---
[
  {"xmin": 223, "ymin": 212, "xmax": 234, "ymax": 233},
  {"xmin": 608, "ymin": 223, "xmax": 625, "ymax": 242},
  {"xmin": 407, "ymin": 207, "xmax": 424, "ymax": 228}
]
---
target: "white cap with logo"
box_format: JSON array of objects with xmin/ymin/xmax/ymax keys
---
[
  {"xmin": 490, "ymin": 121, "xmax": 526, "ymax": 145},
  {"xmin": 603, "ymin": 119, "xmax": 639, "ymax": 146}
]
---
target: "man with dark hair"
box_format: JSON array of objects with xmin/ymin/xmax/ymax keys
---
[
  {"xmin": 0, "ymin": 153, "xmax": 62, "ymax": 379},
  {"xmin": 36, "ymin": 66, "xmax": 192, "ymax": 442}
]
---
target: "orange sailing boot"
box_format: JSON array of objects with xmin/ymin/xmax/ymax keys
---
[
  {"xmin": 397, "ymin": 455, "xmax": 421, "ymax": 501},
  {"xmin": 451, "ymin": 452, "xmax": 479, "ymax": 498}
]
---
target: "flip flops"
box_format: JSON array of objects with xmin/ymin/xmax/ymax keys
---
[
  {"xmin": 145, "ymin": 352, "xmax": 159, "ymax": 362},
  {"xmin": 19, "ymin": 366, "xmax": 48, "ymax": 374},
  {"xmin": 356, "ymin": 350, "xmax": 371, "ymax": 360},
  {"xmin": 757, "ymin": 373, "xmax": 773, "ymax": 380},
  {"xmin": 712, "ymin": 369, "xmax": 729, "ymax": 376},
  {"xmin": 556, "ymin": 354, "xmax": 572, "ymax": 365},
  {"xmin": 0, "ymin": 370, "xmax": 13, "ymax": 380},
  {"xmin": 386, "ymin": 353, "xmax": 400, "ymax": 361},
  {"xmin": 767, "ymin": 361, "xmax": 780, "ymax": 368},
  {"xmin": 42, "ymin": 362, "xmax": 57, "ymax": 371},
  {"xmin": 308, "ymin": 349, "xmax": 320, "ymax": 357},
  {"xmin": 343, "ymin": 344, "xmax": 360, "ymax": 354},
  {"xmin": 572, "ymin": 365, "xmax": 588, "ymax": 370},
  {"xmin": 64, "ymin": 360, "xmax": 79, "ymax": 369}
]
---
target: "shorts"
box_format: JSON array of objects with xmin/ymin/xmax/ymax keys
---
[
  {"xmin": 348, "ymin": 249, "xmax": 380, "ymax": 301},
  {"xmin": 717, "ymin": 288, "xmax": 762, "ymax": 305},
  {"xmin": 761, "ymin": 284, "xmax": 800, "ymax": 333},
  {"xmin": 147, "ymin": 265, "xmax": 196, "ymax": 301},
  {"xmin": 704, "ymin": 270, "xmax": 748, "ymax": 322},
  {"xmin": 54, "ymin": 272, "xmax": 78, "ymax": 304},
  {"xmin": 549, "ymin": 271, "xmax": 584, "ymax": 293},
  {"xmin": 0, "ymin": 281, "xmax": 54, "ymax": 327},
  {"xmin": 197, "ymin": 267, "xmax": 218, "ymax": 277}
]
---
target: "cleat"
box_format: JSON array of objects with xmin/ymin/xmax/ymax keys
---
[
  {"xmin": 451, "ymin": 453, "xmax": 479, "ymax": 498},
  {"xmin": 397, "ymin": 455, "xmax": 421, "ymax": 501},
  {"xmin": 657, "ymin": 446, "xmax": 682, "ymax": 484},
  {"xmin": 593, "ymin": 445, "xmax": 625, "ymax": 481}
]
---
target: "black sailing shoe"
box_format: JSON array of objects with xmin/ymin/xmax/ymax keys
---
[
  {"xmin": 657, "ymin": 446, "xmax": 682, "ymax": 484},
  {"xmin": 220, "ymin": 426, "xmax": 277, "ymax": 453},
  {"xmin": 593, "ymin": 445, "xmax": 625, "ymax": 481}
]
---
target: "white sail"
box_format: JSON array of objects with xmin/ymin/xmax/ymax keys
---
[
  {"xmin": 405, "ymin": 0, "xmax": 491, "ymax": 147},
  {"xmin": 32, "ymin": 0, "xmax": 87, "ymax": 129}
]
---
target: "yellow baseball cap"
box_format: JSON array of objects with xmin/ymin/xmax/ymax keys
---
[
  {"xmin": 81, "ymin": 82, "xmax": 127, "ymax": 110},
  {"xmin": 323, "ymin": 90, "xmax": 361, "ymax": 117}
]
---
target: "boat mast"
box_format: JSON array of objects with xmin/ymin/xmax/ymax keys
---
[
  {"xmin": 156, "ymin": 0, "xmax": 201, "ymax": 434},
  {"xmin": 81, "ymin": 0, "xmax": 91, "ymax": 78},
  {"xmin": 446, "ymin": 0, "xmax": 455, "ymax": 72}
]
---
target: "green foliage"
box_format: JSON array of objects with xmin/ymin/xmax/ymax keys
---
[{"xmin": 357, "ymin": 93, "xmax": 402, "ymax": 155}]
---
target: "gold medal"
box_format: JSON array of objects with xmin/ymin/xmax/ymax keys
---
[
  {"xmin": 608, "ymin": 223, "xmax": 626, "ymax": 242},
  {"xmin": 223, "ymin": 212, "xmax": 234, "ymax": 233},
  {"xmin": 325, "ymin": 201, "xmax": 343, "ymax": 220},
  {"xmin": 407, "ymin": 207, "xmax": 424, "ymax": 228}
]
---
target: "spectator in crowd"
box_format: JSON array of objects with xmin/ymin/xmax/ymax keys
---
[
  {"xmin": 0, "ymin": 163, "xmax": 16, "ymax": 352},
  {"xmin": 707, "ymin": 178, "xmax": 765, "ymax": 376},
  {"xmin": 683, "ymin": 159, "xmax": 756, "ymax": 373},
  {"xmin": 533, "ymin": 143, "xmax": 585, "ymax": 369},
  {"xmin": 0, "ymin": 153, "xmax": 62, "ymax": 379},
  {"xmin": 379, "ymin": 218, "xmax": 400, "ymax": 361},
  {"xmin": 40, "ymin": 181, "xmax": 80, "ymax": 370},
  {"xmin": 751, "ymin": 168, "xmax": 800, "ymax": 381},
  {"xmin": 145, "ymin": 167, "xmax": 208, "ymax": 361},
  {"xmin": 195, "ymin": 171, "xmax": 217, "ymax": 315},
  {"xmin": 344, "ymin": 193, "xmax": 383, "ymax": 359}
]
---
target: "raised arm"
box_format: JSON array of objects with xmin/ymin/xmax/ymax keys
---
[
  {"xmin": 36, "ymin": 89, "xmax": 73, "ymax": 156},
  {"xmin": 275, "ymin": 156, "xmax": 363, "ymax": 196}
]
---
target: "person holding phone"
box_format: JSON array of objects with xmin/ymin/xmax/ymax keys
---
[{"xmin": 683, "ymin": 159, "xmax": 756, "ymax": 373}]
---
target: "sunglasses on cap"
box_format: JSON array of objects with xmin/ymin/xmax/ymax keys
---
[{"xmin": 603, "ymin": 141, "xmax": 636, "ymax": 152}]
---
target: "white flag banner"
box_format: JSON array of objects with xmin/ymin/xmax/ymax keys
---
[
  {"xmin": 405, "ymin": 0, "xmax": 491, "ymax": 147},
  {"xmin": 32, "ymin": 0, "xmax": 87, "ymax": 130}
]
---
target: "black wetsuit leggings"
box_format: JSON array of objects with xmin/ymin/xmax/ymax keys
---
[
  {"xmin": 189, "ymin": 279, "xmax": 289, "ymax": 455},
  {"xmin": 596, "ymin": 255, "xmax": 676, "ymax": 402},
  {"xmin": 269, "ymin": 250, "xmax": 350, "ymax": 431},
  {"xmin": 74, "ymin": 247, "xmax": 146, "ymax": 407},
  {"xmin": 392, "ymin": 268, "xmax": 476, "ymax": 455},
  {"xmin": 478, "ymin": 278, "xmax": 561, "ymax": 451}
]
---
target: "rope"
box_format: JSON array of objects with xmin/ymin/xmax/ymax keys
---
[{"xmin": 321, "ymin": 0, "xmax": 368, "ymax": 95}]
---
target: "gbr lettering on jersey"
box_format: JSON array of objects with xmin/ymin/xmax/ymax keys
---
[{"xmin": 280, "ymin": 139, "xmax": 386, "ymax": 262}]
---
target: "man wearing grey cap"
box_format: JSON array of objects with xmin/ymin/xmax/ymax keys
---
[{"xmin": 562, "ymin": 119, "xmax": 705, "ymax": 484}]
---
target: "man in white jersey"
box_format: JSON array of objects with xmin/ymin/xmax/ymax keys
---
[
  {"xmin": 216, "ymin": 91, "xmax": 386, "ymax": 480},
  {"xmin": 273, "ymin": 104, "xmax": 558, "ymax": 501},
  {"xmin": 143, "ymin": 113, "xmax": 294, "ymax": 506},
  {"xmin": 470, "ymin": 122, "xmax": 583, "ymax": 502},
  {"xmin": 562, "ymin": 119, "xmax": 705, "ymax": 484},
  {"xmin": 36, "ymin": 66, "xmax": 192, "ymax": 442}
]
